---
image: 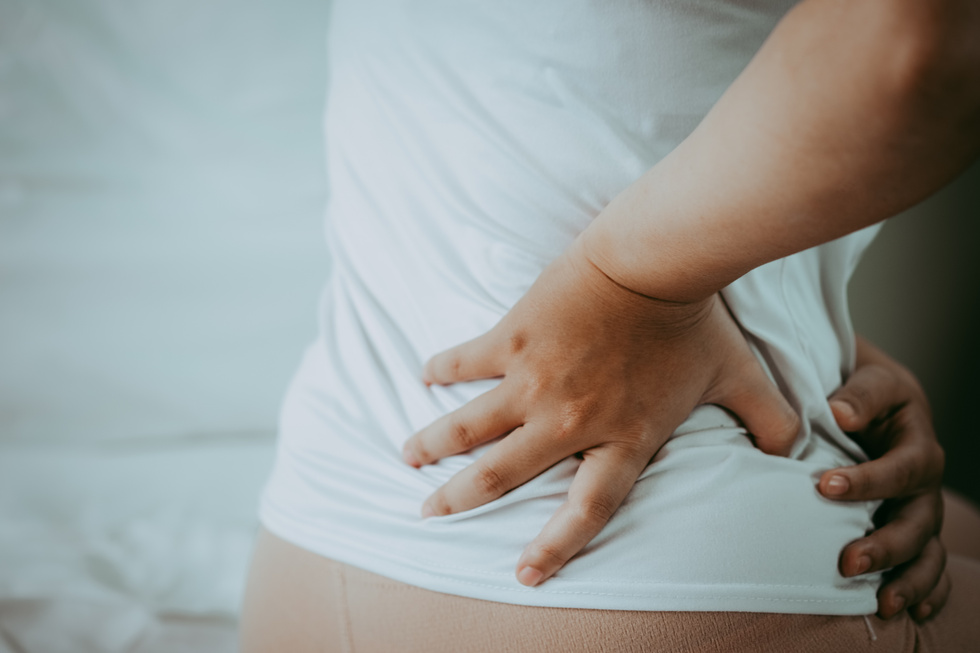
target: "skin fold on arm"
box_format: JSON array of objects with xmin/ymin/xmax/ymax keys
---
[{"xmin": 401, "ymin": 0, "xmax": 980, "ymax": 614}]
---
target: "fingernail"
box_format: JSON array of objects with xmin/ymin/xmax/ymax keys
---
[
  {"xmin": 517, "ymin": 566, "xmax": 544, "ymax": 587},
  {"xmin": 826, "ymin": 474, "xmax": 850, "ymax": 496},
  {"xmin": 402, "ymin": 448, "xmax": 421, "ymax": 468},
  {"xmin": 421, "ymin": 503, "xmax": 436, "ymax": 519},
  {"xmin": 916, "ymin": 604, "xmax": 933, "ymax": 621},
  {"xmin": 853, "ymin": 555, "xmax": 871, "ymax": 575}
]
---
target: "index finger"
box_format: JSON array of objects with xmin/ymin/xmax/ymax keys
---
[
  {"xmin": 818, "ymin": 412, "xmax": 944, "ymax": 501},
  {"xmin": 423, "ymin": 330, "xmax": 507, "ymax": 386},
  {"xmin": 421, "ymin": 422, "xmax": 579, "ymax": 517},
  {"xmin": 515, "ymin": 444, "xmax": 649, "ymax": 586}
]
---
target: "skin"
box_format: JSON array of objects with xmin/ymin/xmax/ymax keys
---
[
  {"xmin": 402, "ymin": 0, "xmax": 980, "ymax": 613},
  {"xmin": 404, "ymin": 246, "xmax": 800, "ymax": 589},
  {"xmin": 583, "ymin": 0, "xmax": 980, "ymax": 304},
  {"xmin": 818, "ymin": 336, "xmax": 948, "ymax": 621}
]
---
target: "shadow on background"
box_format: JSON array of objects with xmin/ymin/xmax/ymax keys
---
[{"xmin": 850, "ymin": 160, "xmax": 980, "ymax": 506}]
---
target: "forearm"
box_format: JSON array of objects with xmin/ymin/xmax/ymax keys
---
[{"xmin": 581, "ymin": 0, "xmax": 980, "ymax": 303}]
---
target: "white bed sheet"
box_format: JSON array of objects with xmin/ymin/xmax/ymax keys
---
[{"xmin": 0, "ymin": 436, "xmax": 272, "ymax": 652}]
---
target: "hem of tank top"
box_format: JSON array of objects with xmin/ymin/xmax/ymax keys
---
[{"xmin": 257, "ymin": 496, "xmax": 880, "ymax": 615}]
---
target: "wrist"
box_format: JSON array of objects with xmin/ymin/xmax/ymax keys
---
[
  {"xmin": 562, "ymin": 237, "xmax": 716, "ymax": 336},
  {"xmin": 575, "ymin": 171, "xmax": 734, "ymax": 304}
]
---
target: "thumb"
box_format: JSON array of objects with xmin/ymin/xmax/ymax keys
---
[
  {"xmin": 711, "ymin": 357, "xmax": 801, "ymax": 457},
  {"xmin": 827, "ymin": 362, "xmax": 904, "ymax": 433}
]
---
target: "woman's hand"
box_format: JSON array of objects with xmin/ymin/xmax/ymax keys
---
[
  {"xmin": 402, "ymin": 241, "xmax": 800, "ymax": 587},
  {"xmin": 817, "ymin": 336, "xmax": 947, "ymax": 621}
]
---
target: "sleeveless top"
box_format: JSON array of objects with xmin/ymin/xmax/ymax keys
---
[{"xmin": 259, "ymin": 0, "xmax": 882, "ymax": 614}]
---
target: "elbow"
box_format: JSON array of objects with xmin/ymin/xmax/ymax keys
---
[{"xmin": 884, "ymin": 0, "xmax": 980, "ymax": 126}]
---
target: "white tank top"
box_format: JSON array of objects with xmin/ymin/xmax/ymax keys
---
[{"xmin": 259, "ymin": 0, "xmax": 882, "ymax": 614}]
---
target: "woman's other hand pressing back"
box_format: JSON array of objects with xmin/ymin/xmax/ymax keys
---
[{"xmin": 818, "ymin": 336, "xmax": 947, "ymax": 622}]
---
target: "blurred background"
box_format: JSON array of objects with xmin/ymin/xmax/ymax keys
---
[
  {"xmin": 0, "ymin": 1, "xmax": 331, "ymax": 650},
  {"xmin": 0, "ymin": 1, "xmax": 977, "ymax": 651},
  {"xmin": 849, "ymin": 166, "xmax": 980, "ymax": 508}
]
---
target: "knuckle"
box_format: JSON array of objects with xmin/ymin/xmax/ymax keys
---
[
  {"xmin": 889, "ymin": 460, "xmax": 916, "ymax": 496},
  {"xmin": 606, "ymin": 440, "xmax": 646, "ymax": 461},
  {"xmin": 446, "ymin": 353, "xmax": 465, "ymax": 380},
  {"xmin": 572, "ymin": 495, "xmax": 617, "ymax": 528},
  {"xmin": 870, "ymin": 543, "xmax": 893, "ymax": 571},
  {"xmin": 880, "ymin": 582, "xmax": 909, "ymax": 614},
  {"xmin": 473, "ymin": 464, "xmax": 508, "ymax": 498},
  {"xmin": 848, "ymin": 468, "xmax": 872, "ymax": 497},
  {"xmin": 447, "ymin": 415, "xmax": 477, "ymax": 450},
  {"xmin": 907, "ymin": 580, "xmax": 934, "ymax": 608},
  {"xmin": 410, "ymin": 439, "xmax": 432, "ymax": 465},
  {"xmin": 893, "ymin": 405, "xmax": 932, "ymax": 442},
  {"xmin": 846, "ymin": 542, "xmax": 873, "ymax": 574},
  {"xmin": 556, "ymin": 398, "xmax": 600, "ymax": 436},
  {"xmin": 508, "ymin": 331, "xmax": 528, "ymax": 355},
  {"xmin": 531, "ymin": 542, "xmax": 567, "ymax": 568},
  {"xmin": 522, "ymin": 375, "xmax": 547, "ymax": 404},
  {"xmin": 427, "ymin": 492, "xmax": 453, "ymax": 517},
  {"xmin": 897, "ymin": 443, "xmax": 943, "ymax": 494},
  {"xmin": 911, "ymin": 522, "xmax": 935, "ymax": 557}
]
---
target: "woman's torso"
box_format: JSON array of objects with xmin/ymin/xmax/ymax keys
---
[{"xmin": 259, "ymin": 0, "xmax": 882, "ymax": 613}]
